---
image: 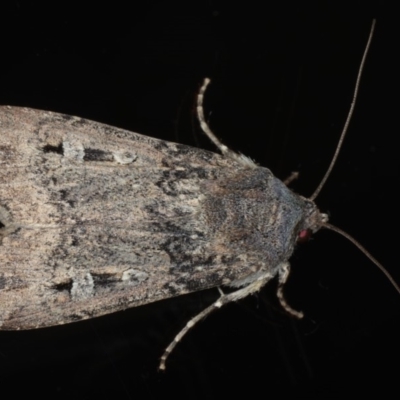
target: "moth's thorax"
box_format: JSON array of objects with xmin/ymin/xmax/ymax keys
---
[{"xmin": 202, "ymin": 167, "xmax": 319, "ymax": 271}]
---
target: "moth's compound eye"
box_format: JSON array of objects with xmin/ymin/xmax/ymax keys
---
[{"xmin": 297, "ymin": 229, "xmax": 312, "ymax": 244}]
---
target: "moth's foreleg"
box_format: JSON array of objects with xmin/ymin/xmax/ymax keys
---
[
  {"xmin": 159, "ymin": 271, "xmax": 274, "ymax": 370},
  {"xmin": 196, "ymin": 78, "xmax": 257, "ymax": 169},
  {"xmin": 283, "ymin": 171, "xmax": 299, "ymax": 186},
  {"xmin": 277, "ymin": 262, "xmax": 304, "ymax": 319}
]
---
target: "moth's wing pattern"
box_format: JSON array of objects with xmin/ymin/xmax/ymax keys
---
[{"xmin": 0, "ymin": 106, "xmax": 281, "ymax": 329}]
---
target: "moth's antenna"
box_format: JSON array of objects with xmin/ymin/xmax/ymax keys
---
[
  {"xmin": 310, "ymin": 19, "xmax": 376, "ymax": 201},
  {"xmin": 313, "ymin": 20, "xmax": 399, "ymax": 296},
  {"xmin": 323, "ymin": 222, "xmax": 400, "ymax": 294}
]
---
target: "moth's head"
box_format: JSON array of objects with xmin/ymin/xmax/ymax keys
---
[{"xmin": 297, "ymin": 197, "xmax": 328, "ymax": 244}]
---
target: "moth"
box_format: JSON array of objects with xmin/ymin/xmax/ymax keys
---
[{"xmin": 0, "ymin": 20, "xmax": 396, "ymax": 370}]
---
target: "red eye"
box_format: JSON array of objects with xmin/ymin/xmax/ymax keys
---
[{"xmin": 297, "ymin": 229, "xmax": 312, "ymax": 243}]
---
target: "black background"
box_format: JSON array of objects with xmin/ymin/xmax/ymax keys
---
[{"xmin": 0, "ymin": 1, "xmax": 398, "ymax": 398}]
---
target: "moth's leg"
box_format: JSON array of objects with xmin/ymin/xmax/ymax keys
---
[
  {"xmin": 196, "ymin": 78, "xmax": 257, "ymax": 169},
  {"xmin": 283, "ymin": 171, "xmax": 299, "ymax": 186},
  {"xmin": 276, "ymin": 262, "xmax": 304, "ymax": 318},
  {"xmin": 159, "ymin": 271, "xmax": 273, "ymax": 370}
]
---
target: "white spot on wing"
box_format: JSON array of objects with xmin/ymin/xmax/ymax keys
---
[
  {"xmin": 114, "ymin": 151, "xmax": 137, "ymax": 164},
  {"xmin": 63, "ymin": 140, "xmax": 85, "ymax": 161},
  {"xmin": 121, "ymin": 268, "xmax": 148, "ymax": 285},
  {"xmin": 71, "ymin": 273, "xmax": 94, "ymax": 300}
]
